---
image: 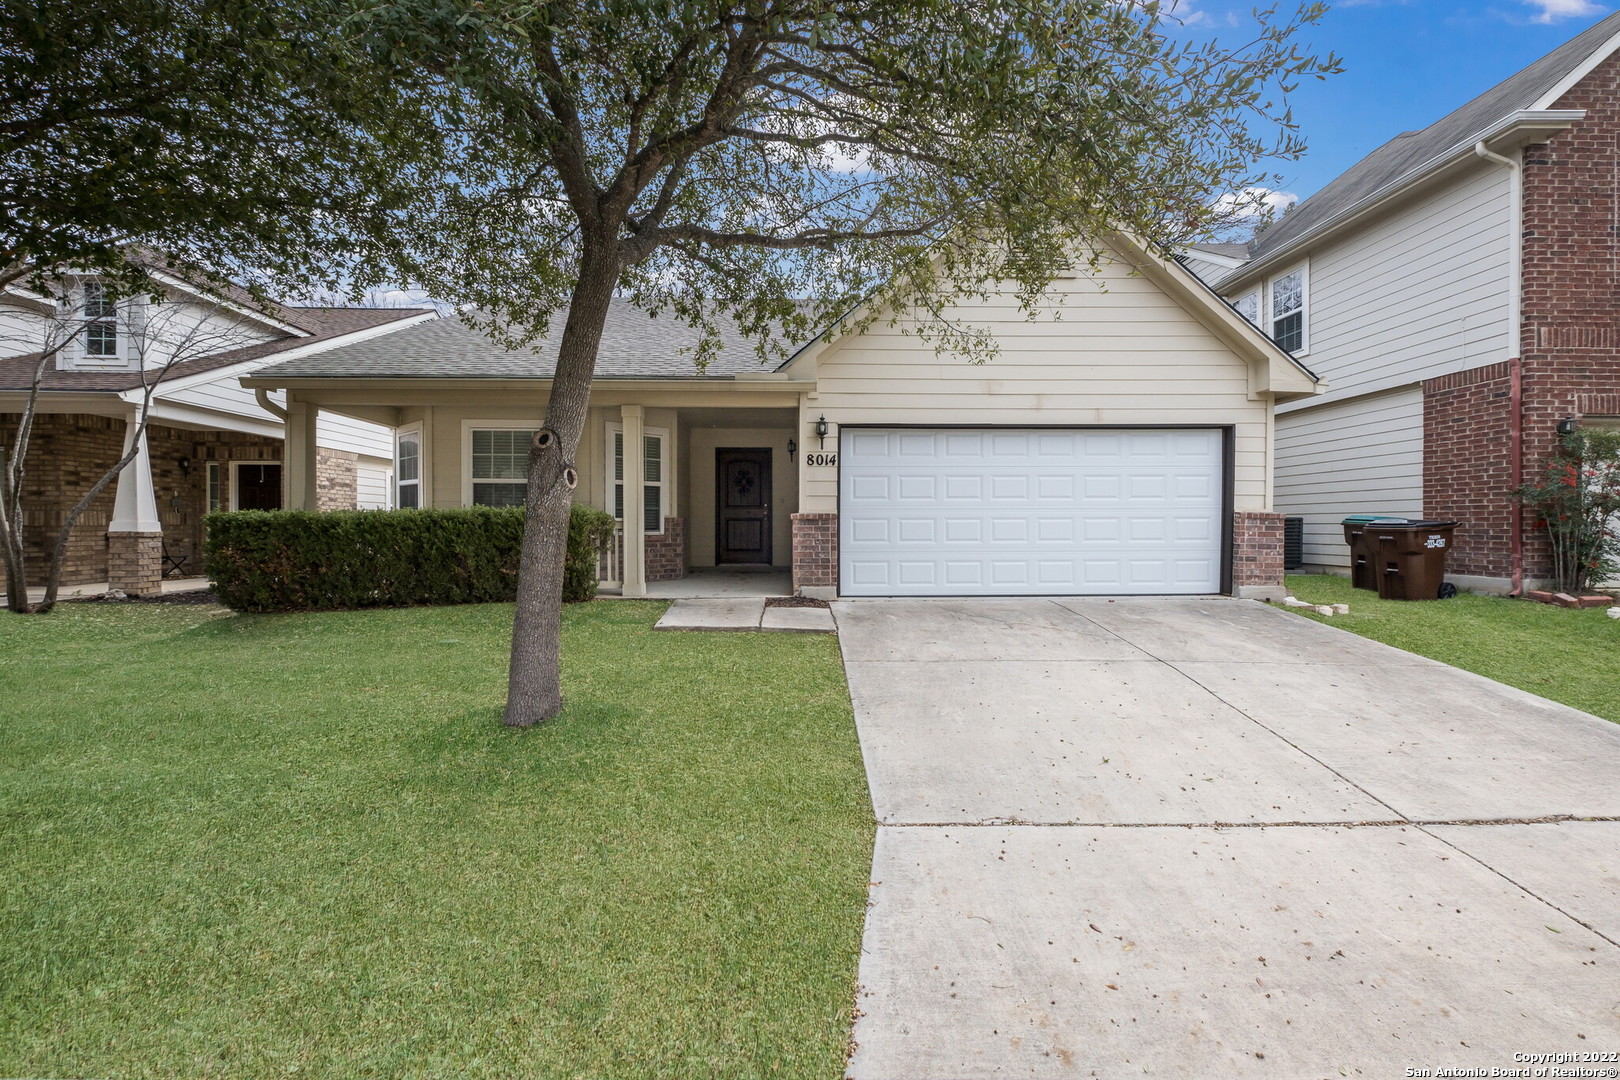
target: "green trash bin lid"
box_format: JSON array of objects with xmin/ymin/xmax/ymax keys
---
[{"xmin": 1342, "ymin": 514, "xmax": 1393, "ymax": 525}]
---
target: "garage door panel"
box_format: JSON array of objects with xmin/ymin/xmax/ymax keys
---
[{"xmin": 840, "ymin": 427, "xmax": 1224, "ymax": 597}]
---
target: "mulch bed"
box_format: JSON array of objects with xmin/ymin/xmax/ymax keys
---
[
  {"xmin": 765, "ymin": 595, "xmax": 830, "ymax": 609},
  {"xmin": 84, "ymin": 589, "xmax": 221, "ymax": 606}
]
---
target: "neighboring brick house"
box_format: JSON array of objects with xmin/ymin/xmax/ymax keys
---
[
  {"xmin": 0, "ymin": 273, "xmax": 435, "ymax": 595},
  {"xmin": 1188, "ymin": 12, "xmax": 1620, "ymax": 594},
  {"xmin": 244, "ymin": 233, "xmax": 1317, "ymax": 599}
]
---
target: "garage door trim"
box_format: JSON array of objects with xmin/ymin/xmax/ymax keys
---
[{"xmin": 833, "ymin": 424, "xmax": 1235, "ymax": 597}]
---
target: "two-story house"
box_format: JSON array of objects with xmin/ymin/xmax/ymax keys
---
[
  {"xmin": 1195, "ymin": 12, "xmax": 1620, "ymax": 594},
  {"xmin": 0, "ymin": 267, "xmax": 435, "ymax": 597}
]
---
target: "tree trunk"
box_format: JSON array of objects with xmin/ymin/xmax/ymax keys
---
[{"xmin": 503, "ymin": 255, "xmax": 620, "ymax": 727}]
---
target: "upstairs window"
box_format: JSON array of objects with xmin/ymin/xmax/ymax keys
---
[
  {"xmin": 65, "ymin": 280, "xmax": 123, "ymax": 368},
  {"xmin": 1269, "ymin": 267, "xmax": 1306, "ymax": 354},
  {"xmin": 1233, "ymin": 291, "xmax": 1260, "ymax": 326},
  {"xmin": 469, "ymin": 428, "xmax": 533, "ymax": 507}
]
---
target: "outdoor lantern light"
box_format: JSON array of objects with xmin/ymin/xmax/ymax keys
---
[
  {"xmin": 176, "ymin": 456, "xmax": 192, "ymax": 475},
  {"xmin": 787, "ymin": 437, "xmax": 797, "ymax": 462},
  {"xmin": 1557, "ymin": 415, "xmax": 1578, "ymax": 437},
  {"xmin": 815, "ymin": 415, "xmax": 829, "ymax": 448}
]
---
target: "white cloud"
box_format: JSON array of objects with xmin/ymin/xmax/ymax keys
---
[
  {"xmin": 1213, "ymin": 186, "xmax": 1299, "ymax": 221},
  {"xmin": 1522, "ymin": 0, "xmax": 1605, "ymax": 22}
]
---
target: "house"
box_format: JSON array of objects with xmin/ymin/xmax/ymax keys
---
[
  {"xmin": 1196, "ymin": 12, "xmax": 1620, "ymax": 594},
  {"xmin": 241, "ymin": 233, "xmax": 1318, "ymax": 599},
  {"xmin": 0, "ymin": 270, "xmax": 435, "ymax": 595}
]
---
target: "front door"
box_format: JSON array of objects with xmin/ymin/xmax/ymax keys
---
[
  {"xmin": 235, "ymin": 463, "xmax": 283, "ymax": 511},
  {"xmin": 715, "ymin": 448, "xmax": 772, "ymax": 564}
]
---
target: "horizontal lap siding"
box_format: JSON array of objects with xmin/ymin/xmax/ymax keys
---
[
  {"xmin": 1274, "ymin": 388, "xmax": 1424, "ymax": 569},
  {"xmin": 800, "ymin": 255, "xmax": 1271, "ymax": 514},
  {"xmin": 1293, "ymin": 164, "xmax": 1512, "ymax": 404}
]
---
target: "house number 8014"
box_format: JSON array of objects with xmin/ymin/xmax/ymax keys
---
[{"xmin": 805, "ymin": 452, "xmax": 837, "ymax": 467}]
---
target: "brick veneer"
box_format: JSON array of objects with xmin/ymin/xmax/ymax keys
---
[
  {"xmin": 315, "ymin": 448, "xmax": 358, "ymax": 511},
  {"xmin": 791, "ymin": 512, "xmax": 838, "ymax": 591},
  {"xmin": 0, "ymin": 413, "xmax": 285, "ymax": 587},
  {"xmin": 107, "ymin": 531, "xmax": 162, "ymax": 595},
  {"xmin": 645, "ymin": 517, "xmax": 686, "ymax": 582},
  {"xmin": 1421, "ymin": 363, "xmax": 1515, "ymax": 578},
  {"xmin": 1231, "ymin": 511, "xmax": 1286, "ymax": 588}
]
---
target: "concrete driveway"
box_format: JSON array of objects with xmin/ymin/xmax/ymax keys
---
[{"xmin": 835, "ymin": 596, "xmax": 1620, "ymax": 1078}]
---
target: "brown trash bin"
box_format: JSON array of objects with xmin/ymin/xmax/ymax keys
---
[
  {"xmin": 1341, "ymin": 515, "xmax": 1389, "ymax": 591},
  {"xmin": 1368, "ymin": 520, "xmax": 1458, "ymax": 601}
]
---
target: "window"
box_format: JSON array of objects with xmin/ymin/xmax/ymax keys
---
[
  {"xmin": 1233, "ymin": 291, "xmax": 1260, "ymax": 326},
  {"xmin": 396, "ymin": 430, "xmax": 422, "ymax": 509},
  {"xmin": 608, "ymin": 424, "xmax": 669, "ymax": 534},
  {"xmin": 81, "ymin": 280, "xmax": 118, "ymax": 358},
  {"xmin": 470, "ymin": 428, "xmax": 533, "ymax": 507},
  {"xmin": 1269, "ymin": 267, "xmax": 1306, "ymax": 354},
  {"xmin": 206, "ymin": 462, "xmax": 222, "ymax": 513}
]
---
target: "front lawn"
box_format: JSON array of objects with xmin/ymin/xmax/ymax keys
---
[
  {"xmin": 1285, "ymin": 573, "xmax": 1620, "ymax": 722},
  {"xmin": 0, "ymin": 599, "xmax": 872, "ymax": 1079}
]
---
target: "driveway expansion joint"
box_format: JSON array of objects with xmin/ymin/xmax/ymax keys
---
[{"xmin": 876, "ymin": 814, "xmax": 1614, "ymax": 829}]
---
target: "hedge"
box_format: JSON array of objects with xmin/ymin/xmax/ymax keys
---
[{"xmin": 203, "ymin": 505, "xmax": 616, "ymax": 613}]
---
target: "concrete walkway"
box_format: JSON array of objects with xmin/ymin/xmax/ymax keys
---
[
  {"xmin": 653, "ymin": 597, "xmax": 834, "ymax": 632},
  {"xmin": 835, "ymin": 596, "xmax": 1620, "ymax": 1078}
]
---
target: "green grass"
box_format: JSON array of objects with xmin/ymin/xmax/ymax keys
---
[
  {"xmin": 0, "ymin": 599, "xmax": 873, "ymax": 1080},
  {"xmin": 1286, "ymin": 573, "xmax": 1620, "ymax": 722}
]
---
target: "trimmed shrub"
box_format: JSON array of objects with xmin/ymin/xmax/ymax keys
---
[
  {"xmin": 204, "ymin": 505, "xmax": 618, "ymax": 613},
  {"xmin": 565, "ymin": 505, "xmax": 616, "ymax": 603}
]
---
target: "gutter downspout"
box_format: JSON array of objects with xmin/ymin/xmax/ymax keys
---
[
  {"xmin": 254, "ymin": 388, "xmax": 288, "ymax": 421},
  {"xmin": 1476, "ymin": 141, "xmax": 1526, "ymax": 596}
]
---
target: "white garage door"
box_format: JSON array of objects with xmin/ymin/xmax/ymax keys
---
[{"xmin": 839, "ymin": 427, "xmax": 1225, "ymax": 596}]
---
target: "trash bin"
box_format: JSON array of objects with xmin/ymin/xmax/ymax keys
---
[
  {"xmin": 1366, "ymin": 519, "xmax": 1458, "ymax": 601},
  {"xmin": 1341, "ymin": 514, "xmax": 1388, "ymax": 591}
]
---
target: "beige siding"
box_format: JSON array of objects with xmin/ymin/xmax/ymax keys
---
[
  {"xmin": 1269, "ymin": 163, "xmax": 1512, "ymax": 411},
  {"xmin": 1274, "ymin": 387, "xmax": 1424, "ymax": 570},
  {"xmin": 686, "ymin": 427, "xmax": 797, "ymax": 567},
  {"xmin": 799, "ymin": 253, "xmax": 1273, "ymax": 514}
]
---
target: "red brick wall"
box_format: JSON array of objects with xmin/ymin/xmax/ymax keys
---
[
  {"xmin": 1232, "ymin": 511, "xmax": 1285, "ymax": 588},
  {"xmin": 791, "ymin": 512, "xmax": 838, "ymax": 590},
  {"xmin": 1422, "ymin": 363, "xmax": 1515, "ymax": 577},
  {"xmin": 1516, "ymin": 49, "xmax": 1620, "ymax": 580},
  {"xmin": 0, "ymin": 413, "xmax": 281, "ymax": 587},
  {"xmin": 645, "ymin": 517, "xmax": 686, "ymax": 582}
]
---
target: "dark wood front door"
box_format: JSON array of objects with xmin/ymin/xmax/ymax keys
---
[
  {"xmin": 235, "ymin": 463, "xmax": 283, "ymax": 511},
  {"xmin": 715, "ymin": 448, "xmax": 772, "ymax": 564}
]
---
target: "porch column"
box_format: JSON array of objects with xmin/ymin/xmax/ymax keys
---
[
  {"xmin": 107, "ymin": 409, "xmax": 163, "ymax": 595},
  {"xmin": 285, "ymin": 397, "xmax": 320, "ymax": 511},
  {"xmin": 620, "ymin": 404, "xmax": 646, "ymax": 597}
]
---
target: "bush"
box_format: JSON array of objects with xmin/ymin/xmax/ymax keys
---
[
  {"xmin": 565, "ymin": 505, "xmax": 616, "ymax": 603},
  {"xmin": 1514, "ymin": 427, "xmax": 1620, "ymax": 594},
  {"xmin": 204, "ymin": 505, "xmax": 618, "ymax": 613}
]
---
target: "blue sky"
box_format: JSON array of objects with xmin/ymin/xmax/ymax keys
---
[{"xmin": 1187, "ymin": 0, "xmax": 1615, "ymax": 203}]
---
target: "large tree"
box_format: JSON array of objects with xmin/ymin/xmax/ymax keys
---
[
  {"xmin": 0, "ymin": 0, "xmax": 430, "ymax": 297},
  {"xmin": 358, "ymin": 0, "xmax": 1338, "ymax": 726}
]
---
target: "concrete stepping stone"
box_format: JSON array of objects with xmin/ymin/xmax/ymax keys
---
[
  {"xmin": 654, "ymin": 598, "xmax": 765, "ymax": 631},
  {"xmin": 760, "ymin": 605, "xmax": 836, "ymax": 633}
]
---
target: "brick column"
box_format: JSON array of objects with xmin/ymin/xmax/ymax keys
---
[
  {"xmin": 645, "ymin": 517, "xmax": 686, "ymax": 582},
  {"xmin": 1232, "ymin": 510, "xmax": 1286, "ymax": 598},
  {"xmin": 791, "ymin": 512, "xmax": 838, "ymax": 596},
  {"xmin": 107, "ymin": 532, "xmax": 163, "ymax": 595}
]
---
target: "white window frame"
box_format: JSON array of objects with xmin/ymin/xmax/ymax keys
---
[
  {"xmin": 229, "ymin": 460, "xmax": 283, "ymax": 511},
  {"xmin": 606, "ymin": 422, "xmax": 671, "ymax": 535},
  {"xmin": 206, "ymin": 461, "xmax": 223, "ymax": 514},
  {"xmin": 1233, "ymin": 290, "xmax": 1261, "ymax": 327},
  {"xmin": 57, "ymin": 278, "xmax": 136, "ymax": 372},
  {"xmin": 461, "ymin": 420, "xmax": 538, "ymax": 508},
  {"xmin": 1267, "ymin": 262, "xmax": 1309, "ymax": 356},
  {"xmin": 395, "ymin": 424, "xmax": 424, "ymax": 509}
]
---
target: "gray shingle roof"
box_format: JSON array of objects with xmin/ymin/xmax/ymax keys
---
[
  {"xmin": 1243, "ymin": 11, "xmax": 1620, "ymax": 270},
  {"xmin": 260, "ymin": 299, "xmax": 810, "ymax": 380},
  {"xmin": 1183, "ymin": 242, "xmax": 1250, "ymax": 261}
]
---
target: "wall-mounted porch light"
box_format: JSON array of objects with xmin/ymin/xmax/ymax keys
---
[
  {"xmin": 787, "ymin": 437, "xmax": 797, "ymax": 462},
  {"xmin": 815, "ymin": 414, "xmax": 829, "ymax": 449},
  {"xmin": 1557, "ymin": 415, "xmax": 1578, "ymax": 437}
]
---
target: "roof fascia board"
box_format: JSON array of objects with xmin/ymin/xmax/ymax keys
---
[
  {"xmin": 143, "ymin": 269, "xmax": 309, "ymax": 336},
  {"xmin": 240, "ymin": 374, "xmax": 816, "ymax": 391},
  {"xmin": 1175, "ymin": 246, "xmax": 1248, "ymax": 269},
  {"xmin": 152, "ymin": 310, "xmax": 437, "ymax": 397},
  {"xmin": 137, "ymin": 398, "xmax": 283, "ymax": 437},
  {"xmin": 1532, "ymin": 28, "xmax": 1620, "ymax": 109},
  {"xmin": 0, "ymin": 391, "xmax": 127, "ymax": 413},
  {"xmin": 1221, "ymin": 109, "xmax": 1585, "ymax": 291}
]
